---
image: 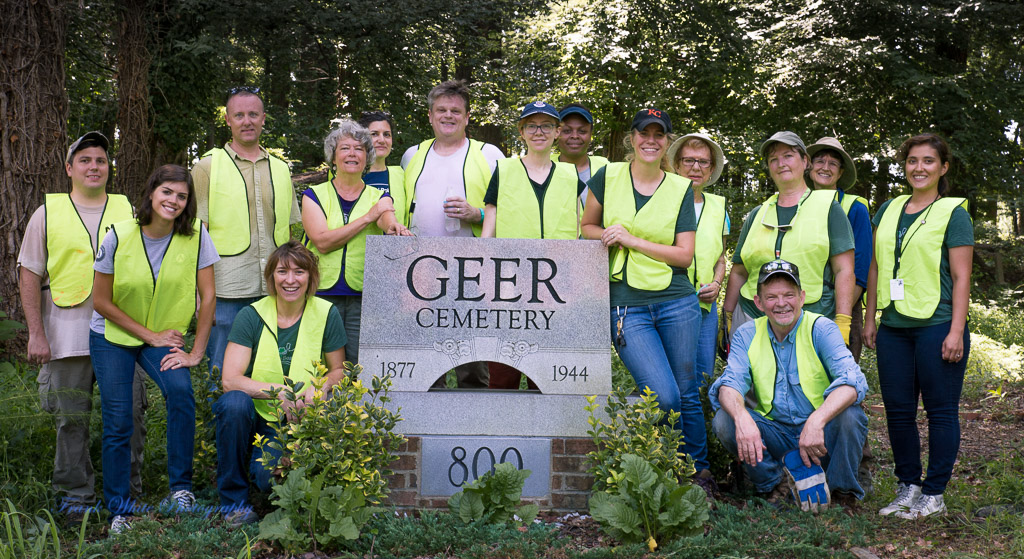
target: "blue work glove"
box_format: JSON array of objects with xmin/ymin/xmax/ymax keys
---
[{"xmin": 783, "ymin": 449, "xmax": 831, "ymax": 512}]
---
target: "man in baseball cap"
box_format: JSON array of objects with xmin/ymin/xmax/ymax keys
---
[{"xmin": 710, "ymin": 258, "xmax": 869, "ymax": 510}]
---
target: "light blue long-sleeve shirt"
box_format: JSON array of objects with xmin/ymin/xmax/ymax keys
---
[{"xmin": 709, "ymin": 311, "xmax": 868, "ymax": 427}]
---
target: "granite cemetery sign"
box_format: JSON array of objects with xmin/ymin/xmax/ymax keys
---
[{"xmin": 359, "ymin": 236, "xmax": 612, "ymax": 505}]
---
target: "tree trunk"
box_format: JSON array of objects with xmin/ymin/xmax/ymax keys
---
[
  {"xmin": 0, "ymin": 0, "xmax": 67, "ymax": 324},
  {"xmin": 114, "ymin": 0, "xmax": 153, "ymax": 200}
]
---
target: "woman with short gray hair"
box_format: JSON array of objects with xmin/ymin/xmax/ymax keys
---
[{"xmin": 301, "ymin": 119, "xmax": 411, "ymax": 364}]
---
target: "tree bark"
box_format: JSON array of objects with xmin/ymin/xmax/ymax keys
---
[
  {"xmin": 114, "ymin": 0, "xmax": 153, "ymax": 200},
  {"xmin": 0, "ymin": 0, "xmax": 67, "ymax": 324}
]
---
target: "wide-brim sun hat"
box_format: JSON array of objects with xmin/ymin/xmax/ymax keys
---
[
  {"xmin": 759, "ymin": 131, "xmax": 806, "ymax": 160},
  {"xmin": 667, "ymin": 133, "xmax": 727, "ymax": 187},
  {"xmin": 806, "ymin": 136, "xmax": 857, "ymax": 190}
]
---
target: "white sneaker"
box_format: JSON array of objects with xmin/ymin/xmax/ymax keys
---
[
  {"xmin": 879, "ymin": 482, "xmax": 922, "ymax": 516},
  {"xmin": 109, "ymin": 515, "xmax": 132, "ymax": 535},
  {"xmin": 896, "ymin": 493, "xmax": 946, "ymax": 519},
  {"xmin": 159, "ymin": 489, "xmax": 196, "ymax": 513}
]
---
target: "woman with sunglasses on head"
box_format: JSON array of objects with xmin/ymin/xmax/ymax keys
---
[
  {"xmin": 863, "ymin": 133, "xmax": 972, "ymax": 520},
  {"xmin": 90, "ymin": 164, "xmax": 219, "ymax": 533},
  {"xmin": 581, "ymin": 108, "xmax": 709, "ymax": 486},
  {"xmin": 481, "ymin": 101, "xmax": 587, "ymax": 389},
  {"xmin": 357, "ymin": 111, "xmax": 408, "ymax": 225},
  {"xmin": 721, "ymin": 132, "xmax": 855, "ymax": 346},
  {"xmin": 302, "ymin": 120, "xmax": 411, "ymax": 366}
]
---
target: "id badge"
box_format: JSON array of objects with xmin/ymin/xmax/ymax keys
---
[{"xmin": 889, "ymin": 279, "xmax": 905, "ymax": 301}]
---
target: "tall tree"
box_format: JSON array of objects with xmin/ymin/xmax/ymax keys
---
[
  {"xmin": 114, "ymin": 0, "xmax": 153, "ymax": 200},
  {"xmin": 0, "ymin": 0, "xmax": 67, "ymax": 322}
]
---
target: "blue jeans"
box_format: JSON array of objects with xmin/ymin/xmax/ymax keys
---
[
  {"xmin": 877, "ymin": 322, "xmax": 969, "ymax": 496},
  {"xmin": 206, "ymin": 297, "xmax": 260, "ymax": 377},
  {"xmin": 712, "ymin": 405, "xmax": 868, "ymax": 497},
  {"xmin": 695, "ymin": 301, "xmax": 719, "ymax": 387},
  {"xmin": 612, "ymin": 294, "xmax": 708, "ymax": 471},
  {"xmin": 214, "ymin": 390, "xmax": 281, "ymax": 509},
  {"xmin": 89, "ymin": 331, "xmax": 195, "ymax": 516}
]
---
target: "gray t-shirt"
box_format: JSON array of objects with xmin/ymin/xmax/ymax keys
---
[{"xmin": 90, "ymin": 224, "xmax": 220, "ymax": 333}]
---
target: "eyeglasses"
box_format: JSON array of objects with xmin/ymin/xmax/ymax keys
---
[
  {"xmin": 811, "ymin": 156, "xmax": 841, "ymax": 170},
  {"xmin": 524, "ymin": 123, "xmax": 557, "ymax": 135},
  {"xmin": 227, "ymin": 86, "xmax": 260, "ymax": 96},
  {"xmin": 678, "ymin": 157, "xmax": 712, "ymax": 169}
]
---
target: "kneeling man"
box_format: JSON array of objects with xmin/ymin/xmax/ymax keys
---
[{"xmin": 710, "ymin": 259, "xmax": 868, "ymax": 508}]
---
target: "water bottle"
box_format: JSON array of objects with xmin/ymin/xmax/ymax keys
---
[{"xmin": 444, "ymin": 182, "xmax": 461, "ymax": 233}]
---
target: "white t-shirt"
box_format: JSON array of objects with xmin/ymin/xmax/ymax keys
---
[{"xmin": 401, "ymin": 139, "xmax": 504, "ymax": 237}]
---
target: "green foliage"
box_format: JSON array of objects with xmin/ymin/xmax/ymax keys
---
[
  {"xmin": 0, "ymin": 361, "xmax": 59, "ymax": 513},
  {"xmin": 0, "ymin": 299, "xmax": 25, "ymax": 343},
  {"xmin": 81, "ymin": 514, "xmax": 257, "ymax": 559},
  {"xmin": 585, "ymin": 385, "xmax": 694, "ymax": 493},
  {"xmin": 257, "ymin": 467, "xmax": 373, "ymax": 554},
  {"xmin": 0, "ymin": 499, "xmax": 99, "ymax": 559},
  {"xmin": 589, "ymin": 454, "xmax": 709, "ymax": 549},
  {"xmin": 962, "ymin": 333, "xmax": 1023, "ymax": 401},
  {"xmin": 256, "ymin": 362, "xmax": 403, "ymax": 506},
  {"xmin": 448, "ymin": 462, "xmax": 538, "ymax": 526},
  {"xmin": 698, "ymin": 374, "xmax": 736, "ymax": 482}
]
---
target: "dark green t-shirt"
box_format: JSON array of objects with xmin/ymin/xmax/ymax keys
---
[
  {"xmin": 732, "ymin": 199, "xmax": 854, "ymax": 318},
  {"xmin": 872, "ymin": 199, "xmax": 973, "ymax": 328},
  {"xmin": 588, "ymin": 166, "xmax": 697, "ymax": 306},
  {"xmin": 227, "ymin": 304, "xmax": 348, "ymax": 377}
]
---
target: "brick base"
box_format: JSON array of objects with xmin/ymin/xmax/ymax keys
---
[{"xmin": 384, "ymin": 436, "xmax": 597, "ymax": 513}]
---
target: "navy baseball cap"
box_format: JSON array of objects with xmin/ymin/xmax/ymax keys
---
[
  {"xmin": 758, "ymin": 259, "xmax": 801, "ymax": 288},
  {"xmin": 631, "ymin": 108, "xmax": 672, "ymax": 134},
  {"xmin": 519, "ymin": 101, "xmax": 560, "ymax": 121},
  {"xmin": 558, "ymin": 104, "xmax": 594, "ymax": 124}
]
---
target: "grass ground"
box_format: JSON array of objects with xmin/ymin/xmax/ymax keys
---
[{"xmin": 2, "ymin": 299, "xmax": 1022, "ymax": 558}]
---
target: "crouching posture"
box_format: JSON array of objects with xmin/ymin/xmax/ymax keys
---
[
  {"xmin": 710, "ymin": 259, "xmax": 868, "ymax": 509},
  {"xmin": 214, "ymin": 241, "xmax": 347, "ymax": 526}
]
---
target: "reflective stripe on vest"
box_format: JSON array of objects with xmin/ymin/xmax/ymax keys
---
[
  {"xmin": 747, "ymin": 312, "xmax": 831, "ymax": 419},
  {"xmin": 874, "ymin": 195, "xmax": 968, "ymax": 319},
  {"xmin": 104, "ymin": 219, "xmax": 201, "ymax": 347},
  {"xmin": 206, "ymin": 148, "xmax": 293, "ymax": 256},
  {"xmin": 250, "ymin": 296, "xmax": 333, "ymax": 421},
  {"xmin": 495, "ymin": 159, "xmax": 580, "ymax": 239},
  {"xmin": 839, "ymin": 192, "xmax": 868, "ymax": 216},
  {"xmin": 602, "ymin": 162, "xmax": 690, "ymax": 291},
  {"xmin": 45, "ymin": 193, "xmax": 133, "ymax": 307},
  {"xmin": 740, "ymin": 190, "xmax": 834, "ymax": 304},
  {"xmin": 304, "ymin": 181, "xmax": 383, "ymax": 292},
  {"xmin": 689, "ymin": 192, "xmax": 727, "ymax": 312},
  {"xmin": 403, "ymin": 139, "xmax": 491, "ymax": 237}
]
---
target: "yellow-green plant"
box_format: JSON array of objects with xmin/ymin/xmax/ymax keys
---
[
  {"xmin": 257, "ymin": 362, "xmax": 404, "ymax": 506},
  {"xmin": 447, "ymin": 462, "xmax": 539, "ymax": 526},
  {"xmin": 584, "ymin": 385, "xmax": 694, "ymax": 492}
]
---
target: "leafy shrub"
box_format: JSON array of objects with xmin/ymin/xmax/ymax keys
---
[
  {"xmin": 0, "ymin": 499, "xmax": 98, "ymax": 559},
  {"xmin": 257, "ymin": 362, "xmax": 404, "ymax": 506},
  {"xmin": 584, "ymin": 385, "xmax": 694, "ymax": 492},
  {"xmin": 257, "ymin": 467, "xmax": 372, "ymax": 554},
  {"xmin": 962, "ymin": 332, "xmax": 1023, "ymax": 401},
  {"xmin": 589, "ymin": 454, "xmax": 708, "ymax": 550},
  {"xmin": 970, "ymin": 300, "xmax": 1024, "ymax": 349},
  {"xmin": 448, "ymin": 462, "xmax": 539, "ymax": 526}
]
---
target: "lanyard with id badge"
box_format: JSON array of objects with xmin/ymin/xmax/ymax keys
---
[{"xmin": 891, "ymin": 196, "xmax": 939, "ymax": 301}]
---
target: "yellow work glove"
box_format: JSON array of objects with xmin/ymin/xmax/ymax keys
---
[{"xmin": 834, "ymin": 313, "xmax": 852, "ymax": 346}]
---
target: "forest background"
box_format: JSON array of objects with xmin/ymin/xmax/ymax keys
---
[{"xmin": 1, "ymin": 0, "xmax": 1023, "ymax": 321}]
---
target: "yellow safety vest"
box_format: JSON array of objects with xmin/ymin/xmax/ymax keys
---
[
  {"xmin": 250, "ymin": 296, "xmax": 333, "ymax": 421},
  {"xmin": 495, "ymin": 159, "xmax": 580, "ymax": 239},
  {"xmin": 44, "ymin": 193, "xmax": 133, "ymax": 307},
  {"xmin": 402, "ymin": 139, "xmax": 491, "ymax": 237},
  {"xmin": 839, "ymin": 192, "xmax": 868, "ymax": 216},
  {"xmin": 689, "ymin": 192, "xmax": 727, "ymax": 312},
  {"xmin": 747, "ymin": 311, "xmax": 832, "ymax": 420},
  {"xmin": 602, "ymin": 162, "xmax": 690, "ymax": 291},
  {"xmin": 740, "ymin": 190, "xmax": 835, "ymax": 304},
  {"xmin": 551, "ymin": 153, "xmax": 610, "ymax": 177},
  {"xmin": 205, "ymin": 147, "xmax": 293, "ymax": 256},
  {"xmin": 304, "ymin": 181, "xmax": 383, "ymax": 292},
  {"xmin": 380, "ymin": 166, "xmax": 407, "ymax": 226},
  {"xmin": 874, "ymin": 195, "xmax": 969, "ymax": 319},
  {"xmin": 104, "ymin": 220, "xmax": 201, "ymax": 347}
]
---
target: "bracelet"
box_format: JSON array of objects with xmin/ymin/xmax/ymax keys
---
[{"xmin": 479, "ymin": 208, "xmax": 485, "ymax": 223}]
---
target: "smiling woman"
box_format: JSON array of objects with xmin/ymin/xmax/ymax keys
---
[{"xmin": 88, "ymin": 164, "xmax": 219, "ymax": 532}]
